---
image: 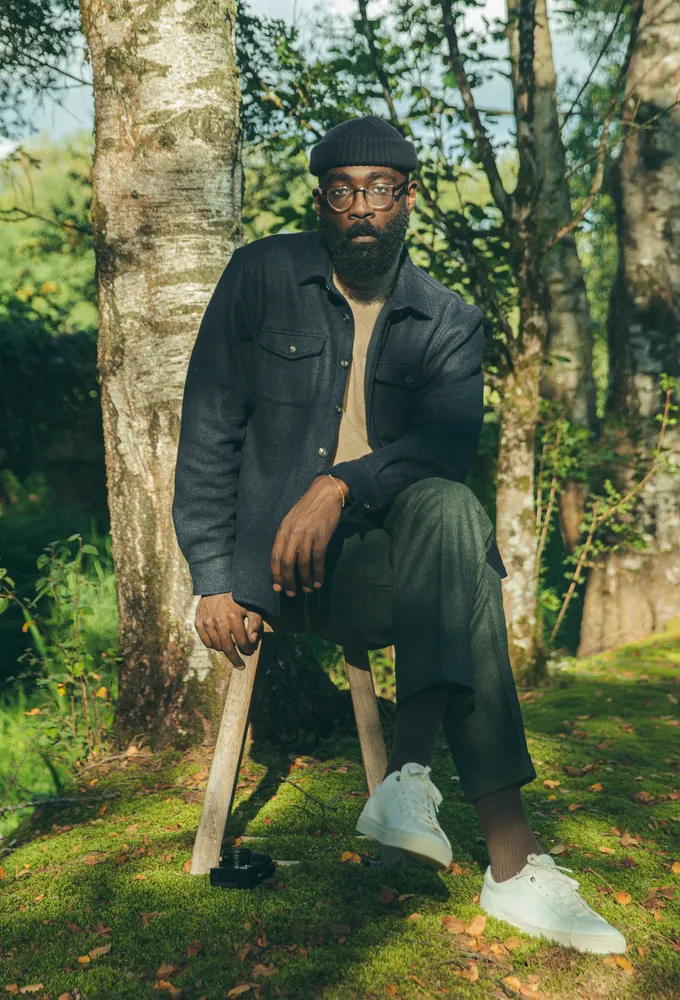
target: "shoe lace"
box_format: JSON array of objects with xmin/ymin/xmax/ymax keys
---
[
  {"xmin": 395, "ymin": 765, "xmax": 443, "ymax": 827},
  {"xmin": 519, "ymin": 854, "xmax": 591, "ymax": 914}
]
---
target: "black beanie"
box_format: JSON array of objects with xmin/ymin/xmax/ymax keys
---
[{"xmin": 309, "ymin": 115, "xmax": 418, "ymax": 177}]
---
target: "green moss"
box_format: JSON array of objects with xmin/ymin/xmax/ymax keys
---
[{"xmin": 1, "ymin": 623, "xmax": 679, "ymax": 998}]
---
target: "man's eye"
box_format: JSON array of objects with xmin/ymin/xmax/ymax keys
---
[
  {"xmin": 369, "ymin": 185, "xmax": 391, "ymax": 194},
  {"xmin": 329, "ymin": 187, "xmax": 351, "ymax": 197}
]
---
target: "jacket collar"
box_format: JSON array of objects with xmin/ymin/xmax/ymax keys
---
[{"xmin": 297, "ymin": 230, "xmax": 433, "ymax": 320}]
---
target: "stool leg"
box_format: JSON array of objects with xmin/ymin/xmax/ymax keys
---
[
  {"xmin": 343, "ymin": 645, "xmax": 408, "ymax": 868},
  {"xmin": 190, "ymin": 644, "xmax": 261, "ymax": 875}
]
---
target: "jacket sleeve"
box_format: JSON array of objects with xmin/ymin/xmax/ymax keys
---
[
  {"xmin": 171, "ymin": 247, "xmax": 255, "ymax": 596},
  {"xmin": 327, "ymin": 303, "xmax": 485, "ymax": 513}
]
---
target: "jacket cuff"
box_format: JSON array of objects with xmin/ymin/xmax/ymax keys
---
[
  {"xmin": 189, "ymin": 556, "xmax": 234, "ymax": 597},
  {"xmin": 327, "ymin": 457, "xmax": 381, "ymax": 513}
]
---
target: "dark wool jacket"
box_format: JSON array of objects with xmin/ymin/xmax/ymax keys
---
[{"xmin": 171, "ymin": 230, "xmax": 507, "ymax": 622}]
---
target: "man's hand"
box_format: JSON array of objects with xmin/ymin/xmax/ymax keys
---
[
  {"xmin": 271, "ymin": 475, "xmax": 349, "ymax": 597},
  {"xmin": 195, "ymin": 592, "xmax": 264, "ymax": 670}
]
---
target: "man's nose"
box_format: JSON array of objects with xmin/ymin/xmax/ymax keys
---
[{"xmin": 348, "ymin": 191, "xmax": 375, "ymax": 220}]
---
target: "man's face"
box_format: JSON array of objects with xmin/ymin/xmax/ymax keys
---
[{"xmin": 313, "ymin": 165, "xmax": 417, "ymax": 283}]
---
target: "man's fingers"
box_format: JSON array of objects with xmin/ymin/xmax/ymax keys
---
[
  {"xmin": 280, "ymin": 538, "xmax": 300, "ymax": 597},
  {"xmin": 245, "ymin": 611, "xmax": 264, "ymax": 644},
  {"xmin": 311, "ymin": 536, "xmax": 326, "ymax": 589},
  {"xmin": 297, "ymin": 533, "xmax": 315, "ymax": 593},
  {"xmin": 270, "ymin": 525, "xmax": 286, "ymax": 592}
]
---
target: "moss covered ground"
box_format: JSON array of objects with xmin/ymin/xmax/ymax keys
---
[{"xmin": 1, "ymin": 624, "xmax": 679, "ymax": 1000}]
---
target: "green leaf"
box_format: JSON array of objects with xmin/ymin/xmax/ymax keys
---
[{"xmin": 82, "ymin": 544, "xmax": 98, "ymax": 555}]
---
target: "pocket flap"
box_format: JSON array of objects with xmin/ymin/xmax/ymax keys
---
[
  {"xmin": 260, "ymin": 329, "xmax": 326, "ymax": 360},
  {"xmin": 374, "ymin": 361, "xmax": 422, "ymax": 388}
]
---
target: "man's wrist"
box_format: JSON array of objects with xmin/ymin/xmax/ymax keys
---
[{"xmin": 324, "ymin": 473, "xmax": 351, "ymax": 502}]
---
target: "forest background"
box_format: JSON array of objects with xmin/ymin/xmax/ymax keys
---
[{"xmin": 0, "ymin": 0, "xmax": 679, "ymax": 830}]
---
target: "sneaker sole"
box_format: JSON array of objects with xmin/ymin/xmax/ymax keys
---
[
  {"xmin": 479, "ymin": 898, "xmax": 627, "ymax": 954},
  {"xmin": 356, "ymin": 814, "xmax": 451, "ymax": 870}
]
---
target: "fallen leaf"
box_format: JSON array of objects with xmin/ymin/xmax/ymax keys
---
[
  {"xmin": 0, "ymin": 867, "xmax": 6, "ymax": 879},
  {"xmin": 563, "ymin": 765, "xmax": 585, "ymax": 777},
  {"xmin": 599, "ymin": 846, "xmax": 616, "ymax": 855},
  {"xmin": 378, "ymin": 885, "xmax": 395, "ymax": 904},
  {"xmin": 632, "ymin": 790, "xmax": 655, "ymax": 805},
  {"xmin": 408, "ymin": 975, "xmax": 427, "ymax": 988},
  {"xmin": 226, "ymin": 986, "xmax": 251, "ymax": 997},
  {"xmin": 441, "ymin": 915, "xmax": 467, "ymax": 934},
  {"xmin": 156, "ymin": 963, "xmax": 177, "ymax": 977},
  {"xmin": 141, "ymin": 911, "xmax": 162, "ymax": 927},
  {"xmin": 17, "ymin": 988, "xmax": 43, "ymax": 996},
  {"xmin": 568, "ymin": 803, "xmax": 583, "ymax": 812},
  {"xmin": 589, "ymin": 782, "xmax": 604, "ymax": 792},
  {"xmin": 543, "ymin": 779, "xmax": 561, "ymax": 789},
  {"xmin": 637, "ymin": 945, "xmax": 649, "ymax": 956},
  {"xmin": 82, "ymin": 854, "xmax": 107, "ymax": 866},
  {"xmin": 182, "ymin": 859, "xmax": 191, "ymax": 873},
  {"xmin": 3, "ymin": 986, "xmax": 18, "ymax": 995},
  {"xmin": 132, "ymin": 873, "xmax": 148, "ymax": 881},
  {"xmin": 504, "ymin": 936, "xmax": 523, "ymax": 950},
  {"xmin": 57, "ymin": 994, "xmax": 71, "ymax": 1000},
  {"xmin": 406, "ymin": 912, "xmax": 422, "ymax": 921},
  {"xmin": 672, "ymin": 861, "xmax": 680, "ymax": 874},
  {"xmin": 464, "ymin": 914, "xmax": 486, "ymax": 936},
  {"xmin": 614, "ymin": 955, "xmax": 634, "ymax": 973},
  {"xmin": 77, "ymin": 956, "xmax": 91, "ymax": 965},
  {"xmin": 384, "ymin": 987, "xmax": 400, "ymax": 999},
  {"xmin": 615, "ymin": 891, "xmax": 632, "ymax": 905},
  {"xmin": 251, "ymin": 963, "xmax": 276, "ymax": 978},
  {"xmin": 186, "ymin": 940, "xmax": 202, "ymax": 958},
  {"xmin": 95, "ymin": 686, "xmax": 108, "ymax": 699},
  {"xmin": 153, "ymin": 982, "xmax": 184, "ymax": 998},
  {"xmin": 549, "ymin": 844, "xmax": 568, "ymax": 855},
  {"xmin": 24, "ymin": 707, "xmax": 41, "ymax": 716},
  {"xmin": 503, "ymin": 976, "xmax": 523, "ymax": 990},
  {"xmin": 125, "ymin": 744, "xmax": 139, "ymax": 756},
  {"xmin": 340, "ymin": 851, "xmax": 361, "ymax": 863},
  {"xmin": 456, "ymin": 963, "xmax": 479, "ymax": 982},
  {"xmin": 88, "ymin": 943, "xmax": 111, "ymax": 959}
]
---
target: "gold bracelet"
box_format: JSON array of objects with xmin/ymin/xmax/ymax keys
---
[{"xmin": 327, "ymin": 473, "xmax": 346, "ymax": 507}]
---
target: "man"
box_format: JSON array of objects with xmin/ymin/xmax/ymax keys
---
[{"xmin": 172, "ymin": 116, "xmax": 626, "ymax": 954}]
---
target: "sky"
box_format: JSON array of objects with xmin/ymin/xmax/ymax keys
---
[{"xmin": 0, "ymin": 0, "xmax": 590, "ymax": 157}]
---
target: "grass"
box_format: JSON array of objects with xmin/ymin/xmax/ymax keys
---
[{"xmin": 0, "ymin": 623, "xmax": 679, "ymax": 1000}]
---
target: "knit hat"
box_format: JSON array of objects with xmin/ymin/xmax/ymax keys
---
[{"xmin": 309, "ymin": 115, "xmax": 418, "ymax": 177}]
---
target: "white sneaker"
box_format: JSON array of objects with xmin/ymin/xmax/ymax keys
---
[
  {"xmin": 356, "ymin": 762, "xmax": 453, "ymax": 869},
  {"xmin": 479, "ymin": 852, "xmax": 628, "ymax": 954}
]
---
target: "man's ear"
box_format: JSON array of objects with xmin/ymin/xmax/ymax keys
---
[
  {"xmin": 312, "ymin": 186, "xmax": 322, "ymax": 217},
  {"xmin": 406, "ymin": 179, "xmax": 418, "ymax": 213}
]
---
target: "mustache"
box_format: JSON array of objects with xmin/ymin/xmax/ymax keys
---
[{"xmin": 344, "ymin": 220, "xmax": 380, "ymax": 238}]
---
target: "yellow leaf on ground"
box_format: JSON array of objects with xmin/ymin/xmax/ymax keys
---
[
  {"xmin": 23, "ymin": 708, "xmax": 40, "ymax": 716},
  {"xmin": 615, "ymin": 891, "xmax": 632, "ymax": 905},
  {"xmin": 88, "ymin": 943, "xmax": 111, "ymax": 959},
  {"xmin": 637, "ymin": 946, "xmax": 649, "ymax": 956},
  {"xmin": 503, "ymin": 976, "xmax": 523, "ymax": 989},
  {"xmin": 549, "ymin": 844, "xmax": 568, "ymax": 855},
  {"xmin": 186, "ymin": 940, "xmax": 202, "ymax": 958},
  {"xmin": 95, "ymin": 686, "xmax": 108, "ymax": 699},
  {"xmin": 226, "ymin": 986, "xmax": 251, "ymax": 998},
  {"xmin": 406, "ymin": 912, "xmax": 422, "ymax": 921},
  {"xmin": 464, "ymin": 914, "xmax": 486, "ymax": 936},
  {"xmin": 18, "ymin": 988, "xmax": 43, "ymax": 996},
  {"xmin": 57, "ymin": 994, "xmax": 72, "ymax": 1000},
  {"xmin": 0, "ymin": 867, "xmax": 6, "ymax": 879},
  {"xmin": 456, "ymin": 963, "xmax": 479, "ymax": 982},
  {"xmin": 153, "ymin": 982, "xmax": 184, "ymax": 998},
  {"xmin": 599, "ymin": 846, "xmax": 616, "ymax": 855},
  {"xmin": 672, "ymin": 861, "xmax": 680, "ymax": 874},
  {"xmin": 568, "ymin": 803, "xmax": 582, "ymax": 811},
  {"xmin": 340, "ymin": 851, "xmax": 361, "ymax": 863},
  {"xmin": 3, "ymin": 988, "xmax": 19, "ymax": 996},
  {"xmin": 543, "ymin": 779, "xmax": 561, "ymax": 788},
  {"xmin": 182, "ymin": 859, "xmax": 191, "ymax": 873},
  {"xmin": 156, "ymin": 964, "xmax": 176, "ymax": 978},
  {"xmin": 132, "ymin": 873, "xmax": 148, "ymax": 881},
  {"xmin": 589, "ymin": 782, "xmax": 604, "ymax": 792},
  {"xmin": 77, "ymin": 956, "xmax": 91, "ymax": 965},
  {"xmin": 614, "ymin": 956, "xmax": 634, "ymax": 973}
]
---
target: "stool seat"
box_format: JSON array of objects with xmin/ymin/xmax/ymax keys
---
[{"xmin": 190, "ymin": 620, "xmax": 399, "ymax": 873}]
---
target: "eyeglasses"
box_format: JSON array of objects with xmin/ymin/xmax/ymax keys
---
[{"xmin": 317, "ymin": 181, "xmax": 408, "ymax": 213}]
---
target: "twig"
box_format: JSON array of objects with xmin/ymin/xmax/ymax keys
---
[
  {"xmin": 0, "ymin": 792, "xmax": 120, "ymax": 817},
  {"xmin": 279, "ymin": 777, "xmax": 339, "ymax": 812}
]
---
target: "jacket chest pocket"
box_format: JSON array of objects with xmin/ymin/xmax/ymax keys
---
[
  {"xmin": 373, "ymin": 360, "xmax": 423, "ymax": 437},
  {"xmin": 257, "ymin": 329, "xmax": 326, "ymax": 407}
]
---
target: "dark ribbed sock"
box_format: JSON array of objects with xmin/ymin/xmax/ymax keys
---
[
  {"xmin": 384, "ymin": 683, "xmax": 451, "ymax": 778},
  {"xmin": 473, "ymin": 784, "xmax": 544, "ymax": 882}
]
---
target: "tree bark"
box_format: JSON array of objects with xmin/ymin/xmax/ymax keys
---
[
  {"xmin": 530, "ymin": 0, "xmax": 597, "ymax": 553},
  {"xmin": 578, "ymin": 0, "xmax": 680, "ymax": 656},
  {"xmin": 79, "ymin": 0, "xmax": 243, "ymax": 745}
]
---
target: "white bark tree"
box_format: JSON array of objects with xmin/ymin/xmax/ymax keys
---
[
  {"xmin": 78, "ymin": 0, "xmax": 243, "ymax": 744},
  {"xmin": 578, "ymin": 0, "xmax": 680, "ymax": 655}
]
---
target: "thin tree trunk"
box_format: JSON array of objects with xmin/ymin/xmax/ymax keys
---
[
  {"xmin": 578, "ymin": 0, "xmax": 680, "ymax": 656},
  {"xmin": 531, "ymin": 0, "xmax": 597, "ymax": 553},
  {"xmin": 79, "ymin": 0, "xmax": 243, "ymax": 745}
]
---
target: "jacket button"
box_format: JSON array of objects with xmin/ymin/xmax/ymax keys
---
[
  {"xmin": 335, "ymin": 404, "xmax": 342, "ymax": 413},
  {"xmin": 342, "ymin": 313, "xmax": 351, "ymax": 322},
  {"xmin": 340, "ymin": 359, "xmax": 349, "ymax": 368},
  {"xmin": 318, "ymin": 447, "xmax": 328, "ymax": 457},
  {"xmin": 288, "ymin": 345, "xmax": 297, "ymax": 353},
  {"xmin": 404, "ymin": 375, "xmax": 413, "ymax": 384},
  {"xmin": 363, "ymin": 502, "xmax": 371, "ymax": 509}
]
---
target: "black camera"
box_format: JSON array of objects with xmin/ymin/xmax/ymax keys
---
[{"xmin": 210, "ymin": 847, "xmax": 277, "ymax": 889}]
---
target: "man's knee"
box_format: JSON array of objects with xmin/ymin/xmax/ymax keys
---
[{"xmin": 397, "ymin": 477, "xmax": 479, "ymax": 518}]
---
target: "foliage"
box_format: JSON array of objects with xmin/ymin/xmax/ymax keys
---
[
  {"xmin": 0, "ymin": 0, "xmax": 83, "ymax": 139},
  {"xmin": 0, "ymin": 531, "xmax": 120, "ymax": 815}
]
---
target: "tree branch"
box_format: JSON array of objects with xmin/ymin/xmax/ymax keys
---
[{"xmin": 438, "ymin": 0, "xmax": 511, "ymax": 221}]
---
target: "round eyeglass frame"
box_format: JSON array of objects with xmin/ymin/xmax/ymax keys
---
[{"xmin": 317, "ymin": 180, "xmax": 409, "ymax": 213}]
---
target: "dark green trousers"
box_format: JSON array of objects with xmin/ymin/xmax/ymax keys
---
[{"xmin": 266, "ymin": 477, "xmax": 537, "ymax": 803}]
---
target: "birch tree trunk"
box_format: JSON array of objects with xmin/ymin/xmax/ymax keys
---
[
  {"xmin": 79, "ymin": 0, "xmax": 243, "ymax": 745},
  {"xmin": 531, "ymin": 0, "xmax": 597, "ymax": 552},
  {"xmin": 578, "ymin": 0, "xmax": 680, "ymax": 656}
]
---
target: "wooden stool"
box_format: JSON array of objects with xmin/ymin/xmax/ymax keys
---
[{"xmin": 191, "ymin": 621, "xmax": 402, "ymax": 874}]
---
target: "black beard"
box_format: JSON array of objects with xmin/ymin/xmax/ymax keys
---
[{"xmin": 318, "ymin": 201, "xmax": 410, "ymax": 284}]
